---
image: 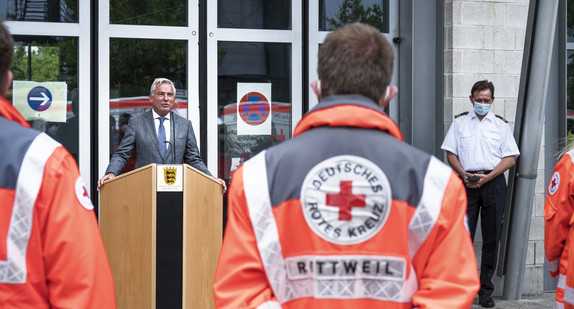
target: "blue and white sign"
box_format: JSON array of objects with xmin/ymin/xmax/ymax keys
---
[
  {"xmin": 27, "ymin": 86, "xmax": 53, "ymax": 112},
  {"xmin": 13, "ymin": 81, "xmax": 67, "ymax": 122}
]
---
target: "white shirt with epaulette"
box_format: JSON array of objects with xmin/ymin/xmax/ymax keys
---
[{"xmin": 441, "ymin": 110, "xmax": 520, "ymax": 171}]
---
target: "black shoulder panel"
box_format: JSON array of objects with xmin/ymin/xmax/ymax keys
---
[
  {"xmin": 454, "ymin": 111, "xmax": 469, "ymax": 119},
  {"xmin": 495, "ymin": 114, "xmax": 509, "ymax": 123}
]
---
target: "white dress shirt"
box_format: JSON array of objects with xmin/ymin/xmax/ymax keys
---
[
  {"xmin": 152, "ymin": 109, "xmax": 171, "ymax": 151},
  {"xmin": 441, "ymin": 110, "xmax": 520, "ymax": 171}
]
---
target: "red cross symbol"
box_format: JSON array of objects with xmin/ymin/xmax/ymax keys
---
[
  {"xmin": 551, "ymin": 178, "xmax": 557, "ymax": 189},
  {"xmin": 326, "ymin": 181, "xmax": 366, "ymax": 221},
  {"xmin": 83, "ymin": 187, "xmax": 90, "ymax": 199}
]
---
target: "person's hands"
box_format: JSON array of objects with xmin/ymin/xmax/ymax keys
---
[
  {"xmin": 461, "ymin": 171, "xmax": 474, "ymax": 186},
  {"xmin": 97, "ymin": 173, "xmax": 115, "ymax": 191},
  {"xmin": 214, "ymin": 177, "xmax": 227, "ymax": 194},
  {"xmin": 465, "ymin": 173, "xmax": 489, "ymax": 189}
]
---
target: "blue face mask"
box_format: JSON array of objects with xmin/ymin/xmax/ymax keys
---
[{"xmin": 473, "ymin": 102, "xmax": 491, "ymax": 116}]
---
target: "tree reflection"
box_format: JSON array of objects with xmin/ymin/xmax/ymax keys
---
[
  {"xmin": 324, "ymin": 0, "xmax": 386, "ymax": 32},
  {"xmin": 109, "ymin": 39, "xmax": 187, "ymax": 98},
  {"xmin": 110, "ymin": 0, "xmax": 187, "ymax": 26}
]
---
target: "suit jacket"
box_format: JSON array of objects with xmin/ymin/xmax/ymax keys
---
[{"xmin": 105, "ymin": 109, "xmax": 211, "ymax": 176}]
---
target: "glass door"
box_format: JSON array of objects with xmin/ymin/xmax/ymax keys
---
[
  {"xmin": 308, "ymin": 0, "xmax": 399, "ymax": 121},
  {"xmin": 207, "ymin": 0, "xmax": 303, "ymax": 184},
  {"xmin": 2, "ymin": 0, "xmax": 92, "ymax": 188},
  {"xmin": 98, "ymin": 0, "xmax": 200, "ymax": 179}
]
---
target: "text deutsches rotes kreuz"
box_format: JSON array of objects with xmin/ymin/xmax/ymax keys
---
[{"xmin": 302, "ymin": 159, "xmax": 390, "ymax": 242}]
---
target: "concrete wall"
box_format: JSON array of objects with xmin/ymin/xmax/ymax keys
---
[{"xmin": 443, "ymin": 0, "xmax": 545, "ymax": 295}]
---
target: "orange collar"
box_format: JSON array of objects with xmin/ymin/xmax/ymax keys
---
[
  {"xmin": 294, "ymin": 97, "xmax": 403, "ymax": 141},
  {"xmin": 0, "ymin": 96, "xmax": 30, "ymax": 127}
]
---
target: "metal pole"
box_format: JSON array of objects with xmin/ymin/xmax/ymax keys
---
[{"xmin": 502, "ymin": 0, "xmax": 558, "ymax": 299}]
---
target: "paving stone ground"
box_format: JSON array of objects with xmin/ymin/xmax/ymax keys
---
[{"xmin": 470, "ymin": 293, "xmax": 555, "ymax": 308}]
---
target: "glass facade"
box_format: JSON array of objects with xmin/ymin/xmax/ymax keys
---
[
  {"xmin": 110, "ymin": 0, "xmax": 187, "ymax": 26},
  {"xmin": 319, "ymin": 0, "xmax": 389, "ymax": 32},
  {"xmin": 9, "ymin": 36, "xmax": 79, "ymax": 161},
  {"xmin": 218, "ymin": 0, "xmax": 291, "ymax": 29},
  {"xmin": 568, "ymin": 1, "xmax": 574, "ymax": 136},
  {"xmin": 569, "ymin": 51, "xmax": 574, "ymax": 135},
  {"xmin": 217, "ymin": 41, "xmax": 292, "ymax": 182},
  {"xmin": 0, "ymin": 0, "xmax": 397, "ymax": 194},
  {"xmin": 0, "ymin": 0, "xmax": 78, "ymax": 22},
  {"xmin": 569, "ymin": 0, "xmax": 574, "ymax": 42},
  {"xmin": 109, "ymin": 38, "xmax": 188, "ymax": 173}
]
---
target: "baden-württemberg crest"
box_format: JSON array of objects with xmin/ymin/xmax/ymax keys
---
[
  {"xmin": 164, "ymin": 166, "xmax": 177, "ymax": 185},
  {"xmin": 300, "ymin": 155, "xmax": 392, "ymax": 245},
  {"xmin": 157, "ymin": 164, "xmax": 183, "ymax": 192}
]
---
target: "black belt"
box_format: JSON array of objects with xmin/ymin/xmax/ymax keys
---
[{"xmin": 466, "ymin": 170, "xmax": 492, "ymax": 175}]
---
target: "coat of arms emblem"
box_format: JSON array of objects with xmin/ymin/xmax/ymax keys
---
[{"xmin": 163, "ymin": 166, "xmax": 177, "ymax": 185}]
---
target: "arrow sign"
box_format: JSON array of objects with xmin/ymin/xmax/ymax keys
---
[
  {"xmin": 27, "ymin": 86, "xmax": 53, "ymax": 112},
  {"xmin": 13, "ymin": 81, "xmax": 67, "ymax": 122}
]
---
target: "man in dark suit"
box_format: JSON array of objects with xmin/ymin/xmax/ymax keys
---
[{"xmin": 98, "ymin": 78, "xmax": 226, "ymax": 192}]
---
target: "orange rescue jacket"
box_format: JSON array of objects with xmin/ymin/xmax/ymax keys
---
[
  {"xmin": 213, "ymin": 95, "xmax": 479, "ymax": 308},
  {"xmin": 0, "ymin": 97, "xmax": 116, "ymax": 308}
]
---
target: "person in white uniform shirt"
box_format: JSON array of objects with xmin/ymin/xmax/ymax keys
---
[{"xmin": 441, "ymin": 79, "xmax": 520, "ymax": 308}]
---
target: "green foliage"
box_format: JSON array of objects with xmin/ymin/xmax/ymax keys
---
[
  {"xmin": 326, "ymin": 0, "xmax": 385, "ymax": 31},
  {"xmin": 11, "ymin": 45, "xmax": 59, "ymax": 82},
  {"xmin": 10, "ymin": 38, "xmax": 78, "ymax": 89},
  {"xmin": 110, "ymin": 0, "xmax": 187, "ymax": 26},
  {"xmin": 109, "ymin": 38, "xmax": 187, "ymax": 98},
  {"xmin": 218, "ymin": 48, "xmax": 227, "ymax": 67}
]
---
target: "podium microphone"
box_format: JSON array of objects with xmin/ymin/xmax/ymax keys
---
[
  {"xmin": 161, "ymin": 111, "xmax": 177, "ymax": 164},
  {"xmin": 164, "ymin": 140, "xmax": 174, "ymax": 164},
  {"xmin": 171, "ymin": 111, "xmax": 175, "ymax": 164}
]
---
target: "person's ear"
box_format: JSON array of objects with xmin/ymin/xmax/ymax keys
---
[
  {"xmin": 311, "ymin": 80, "xmax": 322, "ymax": 102},
  {"xmin": 2, "ymin": 70, "xmax": 12, "ymax": 97},
  {"xmin": 378, "ymin": 85, "xmax": 397, "ymax": 109},
  {"xmin": 469, "ymin": 95, "xmax": 474, "ymax": 104}
]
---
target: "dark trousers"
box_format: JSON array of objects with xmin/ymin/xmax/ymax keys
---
[{"xmin": 465, "ymin": 174, "xmax": 506, "ymax": 297}]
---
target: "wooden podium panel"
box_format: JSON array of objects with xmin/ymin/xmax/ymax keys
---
[
  {"xmin": 100, "ymin": 165, "xmax": 157, "ymax": 309},
  {"xmin": 183, "ymin": 165, "xmax": 223, "ymax": 308},
  {"xmin": 100, "ymin": 164, "xmax": 222, "ymax": 309}
]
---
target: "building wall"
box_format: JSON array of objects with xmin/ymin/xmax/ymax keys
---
[{"xmin": 443, "ymin": 0, "xmax": 545, "ymax": 295}]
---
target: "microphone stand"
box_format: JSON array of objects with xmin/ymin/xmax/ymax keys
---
[
  {"xmin": 162, "ymin": 112, "xmax": 176, "ymax": 164},
  {"xmin": 171, "ymin": 111, "xmax": 176, "ymax": 164}
]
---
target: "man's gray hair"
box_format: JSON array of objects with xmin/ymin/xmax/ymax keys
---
[{"xmin": 150, "ymin": 78, "xmax": 176, "ymax": 95}]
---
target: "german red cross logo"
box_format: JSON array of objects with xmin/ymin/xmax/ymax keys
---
[
  {"xmin": 300, "ymin": 155, "xmax": 392, "ymax": 245},
  {"xmin": 75, "ymin": 176, "xmax": 94, "ymax": 210},
  {"xmin": 548, "ymin": 171, "xmax": 560, "ymax": 195},
  {"xmin": 327, "ymin": 181, "xmax": 366, "ymax": 221}
]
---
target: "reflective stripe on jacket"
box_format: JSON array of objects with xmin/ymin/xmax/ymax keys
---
[
  {"xmin": 545, "ymin": 149, "xmax": 574, "ymax": 306},
  {"xmin": 0, "ymin": 97, "xmax": 116, "ymax": 308}
]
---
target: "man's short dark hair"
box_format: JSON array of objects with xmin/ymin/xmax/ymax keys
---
[
  {"xmin": 0, "ymin": 18, "xmax": 13, "ymax": 91},
  {"xmin": 471, "ymin": 80, "xmax": 495, "ymax": 98},
  {"xmin": 318, "ymin": 22, "xmax": 394, "ymax": 104}
]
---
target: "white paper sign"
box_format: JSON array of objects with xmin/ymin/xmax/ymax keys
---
[
  {"xmin": 13, "ymin": 81, "xmax": 68, "ymax": 122},
  {"xmin": 236, "ymin": 83, "xmax": 272, "ymax": 135},
  {"xmin": 157, "ymin": 164, "xmax": 183, "ymax": 192}
]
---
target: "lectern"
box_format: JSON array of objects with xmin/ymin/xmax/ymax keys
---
[{"xmin": 99, "ymin": 164, "xmax": 223, "ymax": 309}]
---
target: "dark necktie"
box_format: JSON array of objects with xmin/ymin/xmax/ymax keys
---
[{"xmin": 158, "ymin": 117, "xmax": 167, "ymax": 158}]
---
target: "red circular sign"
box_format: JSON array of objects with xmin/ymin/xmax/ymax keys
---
[{"xmin": 239, "ymin": 92, "xmax": 270, "ymax": 126}]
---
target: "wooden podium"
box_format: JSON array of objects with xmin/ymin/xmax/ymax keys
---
[{"xmin": 99, "ymin": 164, "xmax": 223, "ymax": 309}]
